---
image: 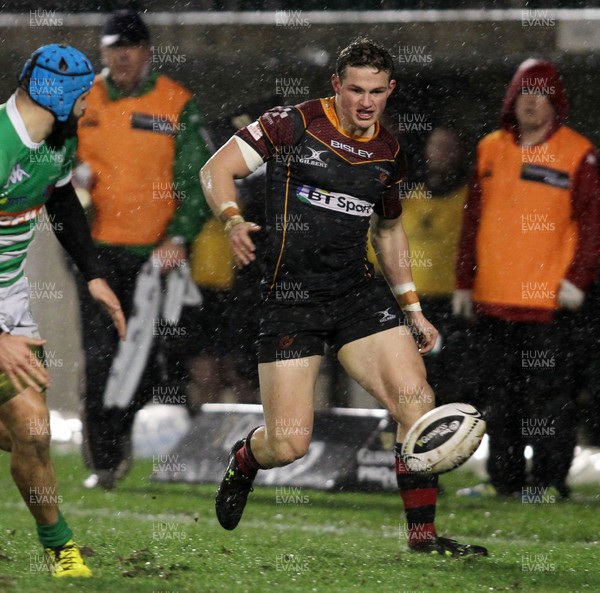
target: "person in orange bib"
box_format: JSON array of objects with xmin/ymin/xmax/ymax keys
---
[
  {"xmin": 74, "ymin": 10, "xmax": 212, "ymax": 489},
  {"xmin": 454, "ymin": 59, "xmax": 600, "ymax": 499}
]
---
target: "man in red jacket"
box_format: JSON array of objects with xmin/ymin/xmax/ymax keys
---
[{"xmin": 454, "ymin": 58, "xmax": 599, "ymax": 498}]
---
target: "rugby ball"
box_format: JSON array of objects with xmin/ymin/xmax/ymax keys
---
[{"xmin": 401, "ymin": 403, "xmax": 486, "ymax": 474}]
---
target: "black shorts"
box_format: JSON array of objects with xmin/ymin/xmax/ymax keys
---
[{"xmin": 257, "ymin": 278, "xmax": 403, "ymax": 363}]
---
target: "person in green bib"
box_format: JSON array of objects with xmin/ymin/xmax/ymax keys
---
[{"xmin": 0, "ymin": 43, "xmax": 126, "ymax": 578}]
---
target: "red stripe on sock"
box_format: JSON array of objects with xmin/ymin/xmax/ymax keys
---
[
  {"xmin": 400, "ymin": 487, "xmax": 438, "ymax": 508},
  {"xmin": 235, "ymin": 443, "xmax": 259, "ymax": 476}
]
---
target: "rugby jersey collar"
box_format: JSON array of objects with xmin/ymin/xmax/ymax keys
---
[{"xmin": 6, "ymin": 93, "xmax": 43, "ymax": 150}]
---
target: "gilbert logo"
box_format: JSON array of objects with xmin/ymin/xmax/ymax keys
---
[
  {"xmin": 376, "ymin": 308, "xmax": 396, "ymax": 323},
  {"xmin": 299, "ymin": 147, "xmax": 327, "ymax": 168}
]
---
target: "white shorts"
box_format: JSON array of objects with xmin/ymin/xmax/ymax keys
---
[{"xmin": 0, "ymin": 276, "xmax": 40, "ymax": 339}]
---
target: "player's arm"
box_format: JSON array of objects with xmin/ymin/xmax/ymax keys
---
[
  {"xmin": 200, "ymin": 137, "xmax": 262, "ymax": 267},
  {"xmin": 558, "ymin": 149, "xmax": 600, "ymax": 310},
  {"xmin": 370, "ymin": 213, "xmax": 438, "ymax": 354},
  {"xmin": 45, "ymin": 181, "xmax": 126, "ymax": 340},
  {"xmin": 452, "ymin": 165, "xmax": 482, "ymax": 320}
]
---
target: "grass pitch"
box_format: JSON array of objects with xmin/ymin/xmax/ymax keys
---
[{"xmin": 0, "ymin": 449, "xmax": 598, "ymax": 593}]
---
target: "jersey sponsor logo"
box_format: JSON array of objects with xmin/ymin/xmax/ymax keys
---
[
  {"xmin": 376, "ymin": 308, "xmax": 396, "ymax": 323},
  {"xmin": 330, "ymin": 139, "xmax": 374, "ymax": 159},
  {"xmin": 298, "ymin": 147, "xmax": 327, "ymax": 168},
  {"xmin": 296, "ymin": 185, "xmax": 373, "ymax": 217},
  {"xmin": 0, "ymin": 206, "xmax": 42, "ymax": 226},
  {"xmin": 3, "ymin": 164, "xmax": 31, "ymax": 189}
]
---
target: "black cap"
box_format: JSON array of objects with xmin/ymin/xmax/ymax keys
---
[{"xmin": 101, "ymin": 9, "xmax": 150, "ymax": 48}]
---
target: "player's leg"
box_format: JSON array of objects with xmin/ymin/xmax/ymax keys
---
[
  {"xmin": 464, "ymin": 316, "xmax": 525, "ymax": 498},
  {"xmin": 215, "ymin": 296, "xmax": 328, "ymax": 530},
  {"xmin": 77, "ymin": 247, "xmax": 141, "ymax": 489},
  {"xmin": 75, "ymin": 261, "xmax": 120, "ymax": 488},
  {"xmin": 215, "ymin": 355, "xmax": 321, "ymax": 530},
  {"xmin": 248, "ymin": 356, "xmax": 321, "ymax": 466},
  {"xmin": 0, "ymin": 277, "xmax": 91, "ymax": 576},
  {"xmin": 182, "ymin": 289, "xmax": 230, "ymax": 416},
  {"xmin": 0, "ymin": 388, "xmax": 57, "ymax": 524},
  {"xmin": 339, "ymin": 324, "xmax": 433, "ymax": 438},
  {"xmin": 337, "ymin": 325, "xmax": 439, "ymax": 548},
  {"xmin": 527, "ymin": 316, "xmax": 577, "ymax": 498},
  {"xmin": 0, "ymin": 386, "xmax": 92, "ymax": 577},
  {"xmin": 338, "ymin": 325, "xmax": 487, "ymax": 557}
]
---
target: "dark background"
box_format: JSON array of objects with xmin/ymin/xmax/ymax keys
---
[{"xmin": 2, "ymin": 7, "xmax": 600, "ymax": 168}]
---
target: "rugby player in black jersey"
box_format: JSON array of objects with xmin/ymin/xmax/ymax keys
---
[{"xmin": 200, "ymin": 37, "xmax": 487, "ymax": 557}]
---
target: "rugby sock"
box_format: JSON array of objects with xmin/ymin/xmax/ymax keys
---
[
  {"xmin": 36, "ymin": 512, "xmax": 73, "ymax": 548},
  {"xmin": 235, "ymin": 427, "xmax": 264, "ymax": 477},
  {"xmin": 395, "ymin": 443, "xmax": 438, "ymax": 547}
]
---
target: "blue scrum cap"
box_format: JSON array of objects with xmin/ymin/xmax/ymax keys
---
[{"xmin": 19, "ymin": 43, "xmax": 94, "ymax": 121}]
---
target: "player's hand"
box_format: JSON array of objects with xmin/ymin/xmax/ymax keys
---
[
  {"xmin": 0, "ymin": 333, "xmax": 49, "ymax": 394},
  {"xmin": 87, "ymin": 278, "xmax": 127, "ymax": 340},
  {"xmin": 404, "ymin": 310, "xmax": 439, "ymax": 355},
  {"xmin": 151, "ymin": 239, "xmax": 187, "ymax": 274},
  {"xmin": 452, "ymin": 289, "xmax": 474, "ymax": 320},
  {"xmin": 228, "ymin": 221, "xmax": 261, "ymax": 268}
]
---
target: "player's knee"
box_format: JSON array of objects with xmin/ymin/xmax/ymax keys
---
[{"xmin": 11, "ymin": 414, "xmax": 51, "ymax": 457}]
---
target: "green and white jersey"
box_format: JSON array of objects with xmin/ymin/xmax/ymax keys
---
[{"xmin": 0, "ymin": 94, "xmax": 75, "ymax": 287}]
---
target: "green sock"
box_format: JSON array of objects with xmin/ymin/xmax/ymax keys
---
[{"xmin": 36, "ymin": 512, "xmax": 73, "ymax": 548}]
